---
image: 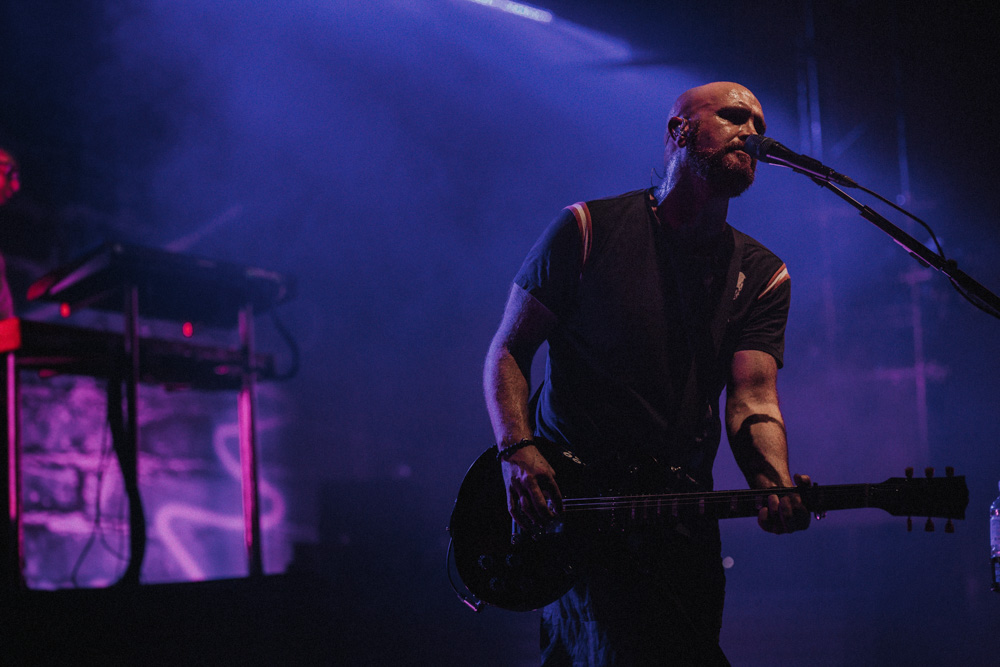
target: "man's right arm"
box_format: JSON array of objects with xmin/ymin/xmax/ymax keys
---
[{"xmin": 484, "ymin": 283, "xmax": 562, "ymax": 529}]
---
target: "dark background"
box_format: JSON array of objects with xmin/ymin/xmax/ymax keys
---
[{"xmin": 1, "ymin": 1, "xmax": 998, "ymax": 664}]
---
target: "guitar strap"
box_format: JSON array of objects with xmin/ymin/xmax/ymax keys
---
[
  {"xmin": 527, "ymin": 381, "xmax": 543, "ymax": 431},
  {"xmin": 656, "ymin": 218, "xmax": 745, "ymax": 451},
  {"xmin": 701, "ymin": 226, "xmax": 744, "ymax": 410}
]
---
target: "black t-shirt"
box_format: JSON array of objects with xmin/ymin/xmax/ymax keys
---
[{"xmin": 514, "ymin": 189, "xmax": 790, "ymax": 488}]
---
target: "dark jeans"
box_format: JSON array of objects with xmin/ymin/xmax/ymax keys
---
[{"xmin": 540, "ymin": 523, "xmax": 728, "ymax": 666}]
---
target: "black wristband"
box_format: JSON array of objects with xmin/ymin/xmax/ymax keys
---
[{"xmin": 497, "ymin": 438, "xmax": 536, "ymax": 462}]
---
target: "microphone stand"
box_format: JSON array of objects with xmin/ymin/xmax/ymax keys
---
[{"xmin": 804, "ymin": 174, "xmax": 1000, "ymax": 319}]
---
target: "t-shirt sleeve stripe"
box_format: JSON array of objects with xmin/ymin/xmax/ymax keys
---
[
  {"xmin": 565, "ymin": 202, "xmax": 592, "ymax": 268},
  {"xmin": 758, "ymin": 263, "xmax": 789, "ymax": 300}
]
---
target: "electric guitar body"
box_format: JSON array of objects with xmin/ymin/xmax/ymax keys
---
[{"xmin": 448, "ymin": 440, "xmax": 969, "ymax": 612}]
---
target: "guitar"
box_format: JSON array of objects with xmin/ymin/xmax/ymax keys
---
[{"xmin": 448, "ymin": 440, "xmax": 969, "ymax": 612}]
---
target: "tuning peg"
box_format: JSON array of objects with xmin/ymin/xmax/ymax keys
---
[
  {"xmin": 925, "ymin": 518, "xmax": 934, "ymax": 532},
  {"xmin": 945, "ymin": 519, "xmax": 955, "ymax": 534},
  {"xmin": 945, "ymin": 466, "xmax": 954, "ymax": 477},
  {"xmin": 905, "ymin": 467, "xmax": 914, "ymax": 479},
  {"xmin": 925, "ymin": 467, "xmax": 934, "ymax": 479}
]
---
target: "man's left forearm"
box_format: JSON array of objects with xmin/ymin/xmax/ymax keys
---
[
  {"xmin": 726, "ymin": 349, "xmax": 809, "ymax": 533},
  {"xmin": 725, "ymin": 349, "xmax": 793, "ymax": 489},
  {"xmin": 727, "ymin": 409, "xmax": 793, "ymax": 489}
]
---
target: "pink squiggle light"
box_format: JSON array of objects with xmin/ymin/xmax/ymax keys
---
[{"xmin": 153, "ymin": 417, "xmax": 286, "ymax": 581}]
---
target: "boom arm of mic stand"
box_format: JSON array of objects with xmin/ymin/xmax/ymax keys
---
[{"xmin": 810, "ymin": 176, "xmax": 1000, "ymax": 318}]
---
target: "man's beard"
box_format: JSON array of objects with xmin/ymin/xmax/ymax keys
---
[{"xmin": 687, "ymin": 125, "xmax": 756, "ymax": 198}]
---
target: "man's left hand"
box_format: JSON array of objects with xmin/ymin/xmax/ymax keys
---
[{"xmin": 757, "ymin": 473, "xmax": 811, "ymax": 534}]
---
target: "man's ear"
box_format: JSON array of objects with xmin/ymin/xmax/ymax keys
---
[{"xmin": 666, "ymin": 116, "xmax": 689, "ymax": 146}]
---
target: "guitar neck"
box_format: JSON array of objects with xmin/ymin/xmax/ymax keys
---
[
  {"xmin": 562, "ymin": 477, "xmax": 967, "ymax": 522},
  {"xmin": 711, "ymin": 484, "xmax": 876, "ymax": 519},
  {"xmin": 563, "ymin": 485, "xmax": 869, "ymax": 522}
]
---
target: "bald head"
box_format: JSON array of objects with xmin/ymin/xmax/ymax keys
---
[
  {"xmin": 661, "ymin": 82, "xmax": 766, "ymax": 199},
  {"xmin": 669, "ymin": 82, "xmax": 761, "ymax": 121}
]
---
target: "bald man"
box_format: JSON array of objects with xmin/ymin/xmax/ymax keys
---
[{"xmin": 484, "ymin": 82, "xmax": 809, "ymax": 665}]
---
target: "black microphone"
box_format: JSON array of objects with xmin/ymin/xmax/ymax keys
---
[{"xmin": 744, "ymin": 135, "xmax": 858, "ymax": 188}]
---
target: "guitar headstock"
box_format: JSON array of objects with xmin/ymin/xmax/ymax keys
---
[{"xmin": 871, "ymin": 467, "xmax": 968, "ymax": 522}]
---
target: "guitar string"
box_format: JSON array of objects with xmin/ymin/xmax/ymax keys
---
[
  {"xmin": 558, "ymin": 485, "xmax": 871, "ymax": 513},
  {"xmin": 556, "ymin": 484, "xmax": 958, "ymax": 516},
  {"xmin": 537, "ymin": 476, "xmax": 959, "ymax": 516}
]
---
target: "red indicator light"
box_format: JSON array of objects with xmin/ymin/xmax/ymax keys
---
[
  {"xmin": 182, "ymin": 322, "xmax": 194, "ymax": 338},
  {"xmin": 60, "ymin": 303, "xmax": 71, "ymax": 318}
]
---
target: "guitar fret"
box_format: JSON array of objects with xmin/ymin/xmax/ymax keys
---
[{"xmin": 552, "ymin": 479, "xmax": 963, "ymax": 525}]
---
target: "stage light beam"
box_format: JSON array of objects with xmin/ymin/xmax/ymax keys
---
[{"xmin": 462, "ymin": 0, "xmax": 553, "ymax": 23}]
